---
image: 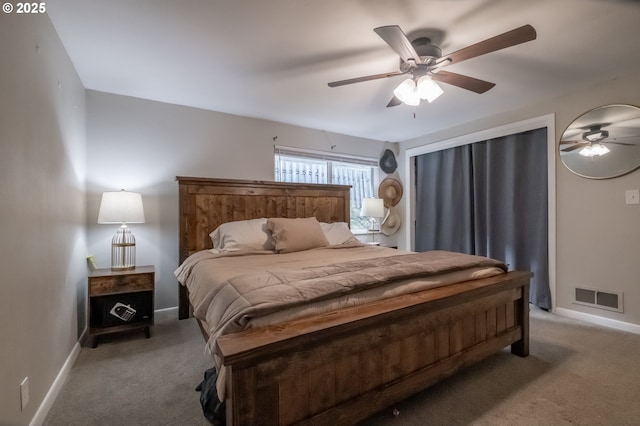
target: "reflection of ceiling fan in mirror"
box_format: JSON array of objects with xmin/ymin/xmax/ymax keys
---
[
  {"xmin": 560, "ymin": 124, "xmax": 636, "ymax": 156},
  {"xmin": 328, "ymin": 24, "xmax": 537, "ymax": 107}
]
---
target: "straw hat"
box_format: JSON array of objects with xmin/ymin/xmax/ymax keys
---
[
  {"xmin": 381, "ymin": 207, "xmax": 401, "ymax": 236},
  {"xmin": 378, "ymin": 177, "xmax": 403, "ymax": 207}
]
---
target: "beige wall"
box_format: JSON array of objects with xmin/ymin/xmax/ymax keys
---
[
  {"xmin": 399, "ymin": 71, "xmax": 640, "ymax": 329},
  {"xmin": 0, "ymin": 13, "xmax": 86, "ymax": 425},
  {"xmin": 85, "ymin": 91, "xmax": 386, "ymax": 309}
]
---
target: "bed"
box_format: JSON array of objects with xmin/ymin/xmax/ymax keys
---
[{"xmin": 175, "ymin": 176, "xmax": 531, "ymax": 425}]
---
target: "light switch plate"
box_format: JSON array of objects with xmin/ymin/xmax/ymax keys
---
[{"xmin": 625, "ymin": 189, "xmax": 640, "ymax": 205}]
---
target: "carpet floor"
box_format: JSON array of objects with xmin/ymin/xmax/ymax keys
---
[{"xmin": 43, "ymin": 307, "xmax": 640, "ymax": 425}]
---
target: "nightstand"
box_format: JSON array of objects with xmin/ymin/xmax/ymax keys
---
[{"xmin": 88, "ymin": 265, "xmax": 155, "ymax": 348}]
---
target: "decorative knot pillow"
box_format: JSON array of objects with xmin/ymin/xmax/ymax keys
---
[{"xmin": 266, "ymin": 217, "xmax": 329, "ymax": 253}]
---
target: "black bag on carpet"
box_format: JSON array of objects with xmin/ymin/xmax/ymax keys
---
[{"xmin": 195, "ymin": 368, "xmax": 225, "ymax": 425}]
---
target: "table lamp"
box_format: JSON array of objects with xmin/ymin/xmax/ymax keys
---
[
  {"xmin": 98, "ymin": 190, "xmax": 145, "ymax": 271},
  {"xmin": 360, "ymin": 198, "xmax": 385, "ymax": 243}
]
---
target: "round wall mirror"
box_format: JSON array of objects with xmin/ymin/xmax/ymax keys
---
[{"xmin": 559, "ymin": 104, "xmax": 640, "ymax": 179}]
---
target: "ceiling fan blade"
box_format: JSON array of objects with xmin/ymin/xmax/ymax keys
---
[
  {"xmin": 561, "ymin": 143, "xmax": 588, "ymax": 152},
  {"xmin": 328, "ymin": 71, "xmax": 404, "ymax": 87},
  {"xmin": 559, "ymin": 140, "xmax": 582, "ymax": 145},
  {"xmin": 431, "ymin": 70, "xmax": 495, "ymax": 94},
  {"xmin": 608, "ymin": 135, "xmax": 640, "ymax": 141},
  {"xmin": 386, "ymin": 96, "xmax": 402, "ymax": 107},
  {"xmin": 437, "ymin": 24, "xmax": 536, "ymax": 66},
  {"xmin": 604, "ymin": 141, "xmax": 636, "ymax": 146},
  {"xmin": 374, "ymin": 25, "xmax": 421, "ymax": 63}
]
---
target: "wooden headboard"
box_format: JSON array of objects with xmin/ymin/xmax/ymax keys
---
[{"xmin": 176, "ymin": 176, "xmax": 351, "ymax": 318}]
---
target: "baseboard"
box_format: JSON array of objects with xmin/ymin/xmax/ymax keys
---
[
  {"xmin": 155, "ymin": 306, "xmax": 178, "ymax": 320},
  {"xmin": 30, "ymin": 328, "xmax": 86, "ymax": 426},
  {"xmin": 555, "ymin": 307, "xmax": 640, "ymax": 335}
]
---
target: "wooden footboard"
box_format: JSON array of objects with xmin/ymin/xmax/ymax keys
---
[{"xmin": 217, "ymin": 270, "xmax": 531, "ymax": 425}]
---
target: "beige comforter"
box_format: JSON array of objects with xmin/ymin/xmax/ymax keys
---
[
  {"xmin": 175, "ymin": 246, "xmax": 507, "ymax": 399},
  {"xmin": 176, "ymin": 245, "xmax": 507, "ymax": 343}
]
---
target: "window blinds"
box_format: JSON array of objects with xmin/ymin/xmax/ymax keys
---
[{"xmin": 274, "ymin": 145, "xmax": 377, "ymax": 209}]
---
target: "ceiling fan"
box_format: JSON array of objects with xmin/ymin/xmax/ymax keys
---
[
  {"xmin": 560, "ymin": 124, "xmax": 636, "ymax": 155},
  {"xmin": 328, "ymin": 24, "xmax": 537, "ymax": 107}
]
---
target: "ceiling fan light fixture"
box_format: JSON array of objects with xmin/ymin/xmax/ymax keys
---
[
  {"xmin": 579, "ymin": 143, "xmax": 610, "ymax": 157},
  {"xmin": 393, "ymin": 78, "xmax": 420, "ymax": 106},
  {"xmin": 416, "ymin": 75, "xmax": 443, "ymax": 103}
]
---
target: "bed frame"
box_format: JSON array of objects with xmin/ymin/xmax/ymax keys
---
[{"xmin": 176, "ymin": 176, "xmax": 531, "ymax": 426}]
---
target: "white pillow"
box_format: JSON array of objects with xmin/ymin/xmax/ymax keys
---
[
  {"xmin": 320, "ymin": 222, "xmax": 360, "ymax": 245},
  {"xmin": 209, "ymin": 218, "xmax": 275, "ymax": 252}
]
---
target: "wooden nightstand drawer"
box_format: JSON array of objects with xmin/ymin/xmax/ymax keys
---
[{"xmin": 90, "ymin": 272, "xmax": 153, "ymax": 295}]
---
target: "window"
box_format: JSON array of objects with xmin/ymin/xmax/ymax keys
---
[{"xmin": 274, "ymin": 146, "xmax": 379, "ymax": 232}]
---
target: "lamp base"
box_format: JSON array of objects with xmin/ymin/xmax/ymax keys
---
[
  {"xmin": 368, "ymin": 218, "xmax": 379, "ymax": 243},
  {"xmin": 111, "ymin": 224, "xmax": 136, "ymax": 271},
  {"xmin": 110, "ymin": 265, "xmax": 135, "ymax": 272}
]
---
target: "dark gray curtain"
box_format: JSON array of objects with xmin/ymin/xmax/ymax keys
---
[{"xmin": 415, "ymin": 128, "xmax": 551, "ymax": 309}]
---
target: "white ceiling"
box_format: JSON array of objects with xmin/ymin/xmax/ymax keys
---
[{"xmin": 47, "ymin": 0, "xmax": 640, "ymax": 142}]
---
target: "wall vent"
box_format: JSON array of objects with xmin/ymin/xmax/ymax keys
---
[{"xmin": 574, "ymin": 287, "xmax": 623, "ymax": 312}]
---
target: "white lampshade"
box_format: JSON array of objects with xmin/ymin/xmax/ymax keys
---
[
  {"xmin": 360, "ymin": 198, "xmax": 385, "ymax": 218},
  {"xmin": 393, "ymin": 78, "xmax": 420, "ymax": 106},
  {"xmin": 98, "ymin": 191, "xmax": 145, "ymax": 224},
  {"xmin": 98, "ymin": 190, "xmax": 145, "ymax": 271},
  {"xmin": 416, "ymin": 75, "xmax": 444, "ymax": 103}
]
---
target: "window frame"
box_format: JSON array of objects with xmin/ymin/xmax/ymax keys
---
[{"xmin": 274, "ymin": 146, "xmax": 379, "ymax": 233}]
